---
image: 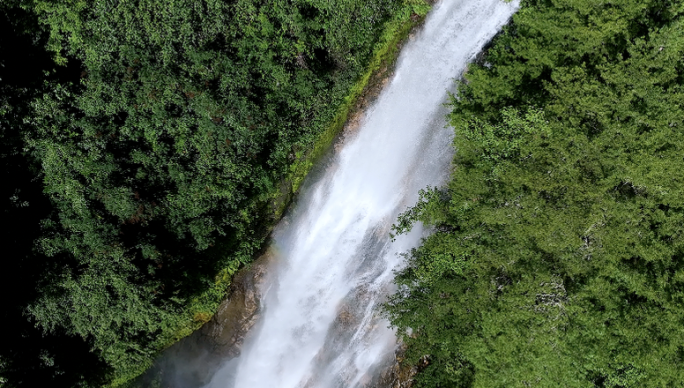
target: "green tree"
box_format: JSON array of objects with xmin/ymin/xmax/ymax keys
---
[
  {"xmin": 0, "ymin": 2, "xmax": 111, "ymax": 386},
  {"xmin": 1, "ymin": 0, "xmax": 417, "ymax": 385},
  {"xmin": 387, "ymin": 0, "xmax": 684, "ymax": 386}
]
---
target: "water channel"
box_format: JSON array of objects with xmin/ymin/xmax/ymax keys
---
[{"xmin": 171, "ymin": 1, "xmax": 517, "ymax": 386}]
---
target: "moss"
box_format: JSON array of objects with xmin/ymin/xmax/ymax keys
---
[
  {"xmin": 286, "ymin": 0, "xmax": 431, "ymax": 200},
  {"xmin": 109, "ymin": 2, "xmax": 431, "ymax": 386}
]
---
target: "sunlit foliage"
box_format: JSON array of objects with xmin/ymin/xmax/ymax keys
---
[
  {"xmin": 1, "ymin": 0, "xmax": 409, "ymax": 385},
  {"xmin": 387, "ymin": 0, "xmax": 684, "ymax": 386}
]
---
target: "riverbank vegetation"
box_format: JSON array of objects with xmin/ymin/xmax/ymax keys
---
[
  {"xmin": 387, "ymin": 0, "xmax": 684, "ymax": 386},
  {"xmin": 0, "ymin": 0, "xmax": 428, "ymax": 386}
]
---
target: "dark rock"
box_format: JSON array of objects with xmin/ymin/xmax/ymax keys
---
[
  {"xmin": 368, "ymin": 344, "xmax": 417, "ymax": 388},
  {"xmin": 134, "ymin": 252, "xmax": 274, "ymax": 388}
]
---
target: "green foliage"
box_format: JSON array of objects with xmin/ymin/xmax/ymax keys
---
[
  {"xmin": 0, "ymin": 3, "xmax": 113, "ymax": 387},
  {"xmin": 455, "ymin": 107, "xmax": 550, "ymax": 177},
  {"xmin": 387, "ymin": 0, "xmax": 684, "ymax": 387},
  {"xmin": 287, "ymin": 0, "xmax": 428, "ymax": 195},
  {"xmin": 0, "ymin": 0, "xmax": 427, "ymax": 386}
]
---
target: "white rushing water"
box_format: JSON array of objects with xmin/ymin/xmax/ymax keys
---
[{"xmin": 206, "ymin": 1, "xmax": 517, "ymax": 387}]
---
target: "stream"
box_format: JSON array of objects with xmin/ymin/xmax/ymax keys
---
[{"xmin": 176, "ymin": 1, "xmax": 517, "ymax": 387}]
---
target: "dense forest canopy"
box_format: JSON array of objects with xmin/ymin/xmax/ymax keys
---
[
  {"xmin": 0, "ymin": 0, "xmax": 419, "ymax": 386},
  {"xmin": 5, "ymin": 0, "xmax": 684, "ymax": 386},
  {"xmin": 387, "ymin": 0, "xmax": 684, "ymax": 386}
]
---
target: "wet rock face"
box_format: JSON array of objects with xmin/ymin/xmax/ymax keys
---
[
  {"xmin": 369, "ymin": 345, "xmax": 417, "ymax": 388},
  {"xmin": 137, "ymin": 253, "xmax": 273, "ymax": 388},
  {"xmin": 200, "ymin": 258, "xmax": 267, "ymax": 358}
]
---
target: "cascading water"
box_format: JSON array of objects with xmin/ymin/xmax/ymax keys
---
[{"xmin": 205, "ymin": 1, "xmax": 517, "ymax": 387}]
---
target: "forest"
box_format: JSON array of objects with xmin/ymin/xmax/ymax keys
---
[
  {"xmin": 3, "ymin": 0, "xmax": 684, "ymax": 387},
  {"xmin": 387, "ymin": 0, "xmax": 684, "ymax": 386},
  {"xmin": 0, "ymin": 0, "xmax": 420, "ymax": 386}
]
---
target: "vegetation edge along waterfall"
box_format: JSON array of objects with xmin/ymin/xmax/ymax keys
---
[
  {"xmin": 386, "ymin": 0, "xmax": 684, "ymax": 386},
  {"xmin": 5, "ymin": 0, "xmax": 684, "ymax": 387},
  {"xmin": 0, "ymin": 0, "xmax": 430, "ymax": 386}
]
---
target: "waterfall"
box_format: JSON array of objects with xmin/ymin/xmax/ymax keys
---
[{"xmin": 205, "ymin": 1, "xmax": 517, "ymax": 387}]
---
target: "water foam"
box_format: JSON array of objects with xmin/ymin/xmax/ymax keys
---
[{"xmin": 206, "ymin": 1, "xmax": 517, "ymax": 387}]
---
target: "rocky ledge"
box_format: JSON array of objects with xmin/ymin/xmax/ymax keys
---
[{"xmin": 135, "ymin": 252, "xmax": 274, "ymax": 388}]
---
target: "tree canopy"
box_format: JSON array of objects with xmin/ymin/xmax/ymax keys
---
[
  {"xmin": 387, "ymin": 0, "xmax": 684, "ymax": 386},
  {"xmin": 0, "ymin": 0, "xmax": 417, "ymax": 385}
]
